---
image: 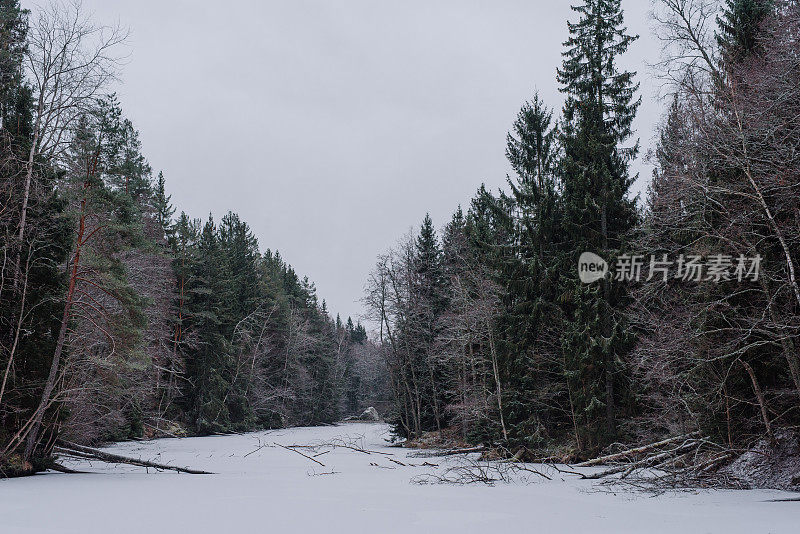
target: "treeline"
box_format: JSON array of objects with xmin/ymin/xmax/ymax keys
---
[
  {"xmin": 367, "ymin": 0, "xmax": 800, "ymax": 458},
  {"xmin": 0, "ymin": 0, "xmax": 388, "ymax": 476}
]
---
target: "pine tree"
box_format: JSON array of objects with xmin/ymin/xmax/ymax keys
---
[
  {"xmin": 98, "ymin": 95, "xmax": 153, "ymax": 202},
  {"xmin": 93, "ymin": 96, "xmax": 155, "ymax": 248},
  {"xmin": 556, "ymin": 0, "xmax": 640, "ymax": 452}
]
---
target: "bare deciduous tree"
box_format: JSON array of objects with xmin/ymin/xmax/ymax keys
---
[{"xmin": 16, "ymin": 0, "xmax": 126, "ymax": 250}]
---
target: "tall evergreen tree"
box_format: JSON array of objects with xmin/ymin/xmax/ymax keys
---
[
  {"xmin": 0, "ymin": 0, "xmax": 27, "ymax": 130},
  {"xmin": 503, "ymin": 95, "xmax": 560, "ymax": 349},
  {"xmin": 415, "ymin": 214, "xmax": 447, "ymax": 318},
  {"xmin": 498, "ymin": 94, "xmax": 566, "ymax": 446},
  {"xmin": 181, "ymin": 216, "xmax": 238, "ymax": 433},
  {"xmin": 556, "ymin": 0, "xmax": 640, "ymax": 452},
  {"xmin": 218, "ymin": 212, "xmax": 261, "ymax": 323},
  {"xmin": 716, "ymin": 0, "xmax": 774, "ymax": 63},
  {"xmin": 154, "ymin": 171, "xmax": 175, "ymax": 244},
  {"xmin": 413, "ymin": 214, "xmax": 448, "ymax": 431}
]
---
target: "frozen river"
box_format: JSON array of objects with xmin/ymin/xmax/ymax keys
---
[{"xmin": 0, "ymin": 422, "xmax": 796, "ymax": 533}]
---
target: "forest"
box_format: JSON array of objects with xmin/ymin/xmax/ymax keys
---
[
  {"xmin": 365, "ymin": 0, "xmax": 800, "ymax": 485},
  {"xmin": 0, "ymin": 0, "xmax": 388, "ymax": 477},
  {"xmin": 2, "ymin": 0, "xmax": 800, "ymax": 496}
]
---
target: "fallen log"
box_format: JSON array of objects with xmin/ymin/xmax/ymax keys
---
[
  {"xmin": 622, "ymin": 440, "xmax": 706, "ymax": 478},
  {"xmin": 697, "ymin": 452, "xmax": 735, "ymax": 473},
  {"xmin": 55, "ymin": 440, "xmax": 213, "ymax": 475},
  {"xmin": 580, "ymin": 439, "xmax": 705, "ymax": 480},
  {"xmin": 581, "ymin": 463, "xmax": 631, "ymax": 480},
  {"xmin": 407, "ymin": 445, "xmax": 486, "ymax": 458},
  {"xmin": 575, "ymin": 431, "xmax": 701, "ymax": 467},
  {"xmin": 651, "ymin": 450, "xmax": 694, "ymax": 471}
]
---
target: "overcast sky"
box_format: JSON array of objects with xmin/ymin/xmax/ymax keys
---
[{"xmin": 31, "ymin": 0, "xmax": 667, "ymax": 325}]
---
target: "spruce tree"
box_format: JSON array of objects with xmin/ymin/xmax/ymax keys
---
[
  {"xmin": 181, "ymin": 216, "xmax": 237, "ymax": 433},
  {"xmin": 504, "ymin": 94, "xmax": 560, "ymax": 346},
  {"xmin": 442, "ymin": 206, "xmax": 466, "ymax": 263},
  {"xmin": 0, "ymin": 0, "xmax": 27, "ymax": 130},
  {"xmin": 352, "ymin": 322, "xmax": 367, "ymax": 344},
  {"xmin": 218, "ymin": 212, "xmax": 261, "ymax": 323},
  {"xmin": 506, "ymin": 94, "xmax": 558, "ymax": 203},
  {"xmin": 412, "ymin": 214, "xmax": 448, "ymax": 431},
  {"xmin": 556, "ymin": 0, "xmax": 640, "ymax": 452},
  {"xmin": 716, "ymin": 0, "xmax": 774, "ymax": 63},
  {"xmin": 154, "ymin": 171, "xmax": 176, "ymax": 244},
  {"xmin": 500, "ymin": 94, "xmax": 565, "ymax": 446}
]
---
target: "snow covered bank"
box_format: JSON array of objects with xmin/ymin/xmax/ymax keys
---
[{"xmin": 0, "ymin": 423, "xmax": 796, "ymax": 533}]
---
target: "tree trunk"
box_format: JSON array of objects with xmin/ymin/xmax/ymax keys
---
[
  {"xmin": 487, "ymin": 324, "xmax": 507, "ymax": 441},
  {"xmin": 23, "ymin": 179, "xmax": 89, "ymax": 462},
  {"xmin": 601, "ymin": 203, "xmax": 616, "ymax": 439},
  {"xmin": 740, "ymin": 359, "xmax": 773, "ymax": 440},
  {"xmin": 54, "ymin": 441, "xmax": 212, "ymax": 474},
  {"xmin": 0, "ymin": 252, "xmax": 30, "ymax": 407}
]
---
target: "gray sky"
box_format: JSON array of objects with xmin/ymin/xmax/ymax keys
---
[{"xmin": 38, "ymin": 0, "xmax": 666, "ymax": 324}]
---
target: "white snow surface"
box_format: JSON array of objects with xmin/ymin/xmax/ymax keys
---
[{"xmin": 1, "ymin": 422, "xmax": 797, "ymax": 534}]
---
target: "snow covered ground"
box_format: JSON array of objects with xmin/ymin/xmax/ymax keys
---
[{"xmin": 0, "ymin": 422, "xmax": 797, "ymax": 534}]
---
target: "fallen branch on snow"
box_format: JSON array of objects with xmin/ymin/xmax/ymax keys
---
[
  {"xmin": 575, "ymin": 431, "xmax": 701, "ymax": 467},
  {"xmin": 55, "ymin": 440, "xmax": 213, "ymax": 474},
  {"xmin": 275, "ymin": 442, "xmax": 326, "ymax": 466},
  {"xmin": 409, "ymin": 446, "xmax": 486, "ymax": 458}
]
